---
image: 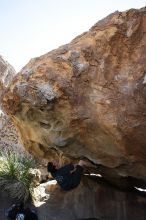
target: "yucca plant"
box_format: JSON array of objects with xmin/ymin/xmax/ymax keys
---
[{"xmin": 0, "ymin": 149, "xmax": 37, "ymax": 202}]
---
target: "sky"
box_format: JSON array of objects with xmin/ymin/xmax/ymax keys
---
[{"xmin": 0, "ymin": 0, "xmax": 146, "ymax": 72}]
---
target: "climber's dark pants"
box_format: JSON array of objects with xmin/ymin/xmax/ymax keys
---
[
  {"xmin": 71, "ymin": 165, "xmax": 84, "ymax": 188},
  {"xmin": 51, "ymin": 164, "xmax": 84, "ymax": 190}
]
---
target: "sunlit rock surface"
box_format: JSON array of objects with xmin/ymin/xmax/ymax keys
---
[
  {"xmin": 0, "ymin": 55, "xmax": 16, "ymax": 96},
  {"xmin": 2, "ymin": 8, "xmax": 146, "ymax": 188}
]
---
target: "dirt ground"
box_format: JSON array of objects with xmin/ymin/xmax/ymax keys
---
[
  {"xmin": 0, "ymin": 191, "xmax": 53, "ymax": 220},
  {"xmin": 0, "ymin": 191, "xmax": 14, "ymax": 220},
  {"xmin": 0, "ymin": 192, "xmax": 39, "ymax": 220}
]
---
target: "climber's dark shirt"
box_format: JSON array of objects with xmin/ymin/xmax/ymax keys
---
[{"xmin": 51, "ymin": 164, "xmax": 84, "ymax": 190}]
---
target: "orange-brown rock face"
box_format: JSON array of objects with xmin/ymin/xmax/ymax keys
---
[{"xmin": 2, "ymin": 8, "xmax": 146, "ymax": 184}]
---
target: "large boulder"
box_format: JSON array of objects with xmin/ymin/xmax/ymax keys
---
[{"xmin": 2, "ymin": 8, "xmax": 146, "ymax": 186}]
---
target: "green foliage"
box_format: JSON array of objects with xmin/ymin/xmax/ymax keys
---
[{"xmin": 0, "ymin": 149, "xmax": 37, "ymax": 202}]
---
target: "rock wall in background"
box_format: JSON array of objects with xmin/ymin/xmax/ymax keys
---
[
  {"xmin": 0, "ymin": 113, "xmax": 24, "ymax": 152},
  {"xmin": 0, "ymin": 55, "xmax": 16, "ymax": 95},
  {"xmin": 2, "ymin": 8, "xmax": 146, "ymax": 188},
  {"xmin": 0, "ymin": 56, "xmax": 23, "ymax": 152}
]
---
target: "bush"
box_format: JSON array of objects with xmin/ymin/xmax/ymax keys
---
[{"xmin": 0, "ymin": 149, "xmax": 37, "ymax": 202}]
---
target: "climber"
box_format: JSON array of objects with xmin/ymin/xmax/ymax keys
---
[{"xmin": 47, "ymin": 159, "xmax": 96, "ymax": 191}]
